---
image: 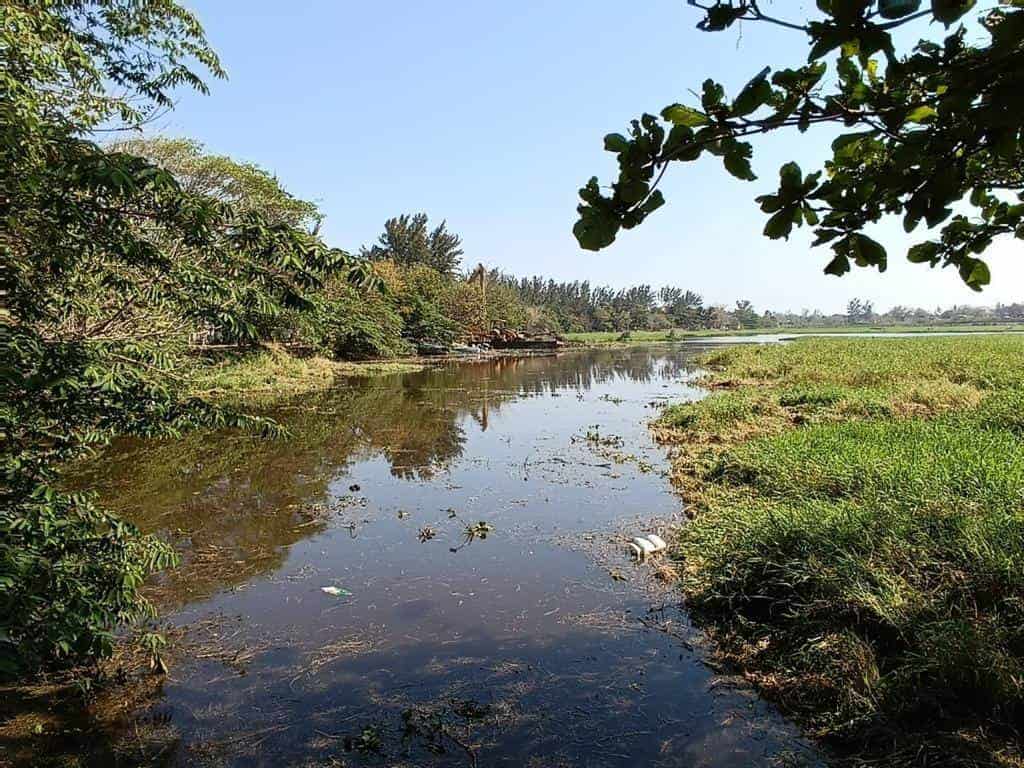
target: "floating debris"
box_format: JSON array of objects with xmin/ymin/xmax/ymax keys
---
[
  {"xmin": 320, "ymin": 586, "xmax": 352, "ymax": 597},
  {"xmin": 464, "ymin": 521, "xmax": 494, "ymax": 542},
  {"xmin": 627, "ymin": 534, "xmax": 668, "ymax": 562}
]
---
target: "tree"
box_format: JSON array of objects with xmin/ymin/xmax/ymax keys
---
[
  {"xmin": 573, "ymin": 2, "xmax": 1023, "ymax": 292},
  {"xmin": 706, "ymin": 305, "xmax": 732, "ymax": 329},
  {"xmin": 847, "ymin": 297, "xmax": 875, "ymax": 322},
  {"xmin": 732, "ymin": 299, "xmax": 760, "ymax": 328},
  {"xmin": 114, "ymin": 137, "xmax": 322, "ymax": 232},
  {"xmin": 668, "ymin": 289, "xmax": 706, "ymax": 329},
  {"xmin": 362, "ymin": 213, "xmax": 464, "ymax": 275},
  {"xmin": 58, "ymin": 137, "xmax": 335, "ymax": 345},
  {"xmin": 1, "ymin": 1, "xmax": 366, "ymax": 672}
]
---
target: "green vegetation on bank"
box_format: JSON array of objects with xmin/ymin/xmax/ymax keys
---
[
  {"xmin": 188, "ymin": 350, "xmax": 424, "ymax": 405},
  {"xmin": 656, "ymin": 336, "xmax": 1024, "ymax": 767}
]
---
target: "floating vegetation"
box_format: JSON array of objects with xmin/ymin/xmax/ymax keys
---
[{"xmin": 580, "ymin": 425, "xmax": 625, "ymax": 448}]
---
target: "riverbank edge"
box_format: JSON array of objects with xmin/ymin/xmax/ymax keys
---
[
  {"xmin": 185, "ymin": 347, "xmax": 428, "ymax": 404},
  {"xmin": 189, "ymin": 330, "xmax": 1024, "ymax": 405},
  {"xmin": 650, "ymin": 336, "xmax": 1024, "ymax": 768},
  {"xmin": 566, "ymin": 323, "xmax": 1024, "ymax": 347}
]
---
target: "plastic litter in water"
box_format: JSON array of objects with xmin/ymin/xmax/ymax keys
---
[
  {"xmin": 626, "ymin": 533, "xmax": 667, "ymax": 561},
  {"xmin": 320, "ymin": 586, "xmax": 352, "ymax": 597},
  {"xmin": 646, "ymin": 534, "xmax": 667, "ymax": 552},
  {"xmin": 633, "ymin": 537, "xmax": 657, "ymax": 556}
]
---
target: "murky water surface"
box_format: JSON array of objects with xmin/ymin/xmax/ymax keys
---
[{"xmin": 68, "ymin": 346, "xmax": 816, "ymax": 767}]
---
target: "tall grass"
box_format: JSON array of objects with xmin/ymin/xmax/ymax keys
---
[{"xmin": 660, "ymin": 337, "xmax": 1024, "ymax": 766}]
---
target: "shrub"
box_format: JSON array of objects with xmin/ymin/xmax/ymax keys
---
[{"xmin": 301, "ymin": 281, "xmax": 409, "ymax": 359}]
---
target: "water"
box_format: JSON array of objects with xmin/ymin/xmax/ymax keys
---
[{"xmin": 56, "ymin": 346, "xmax": 818, "ymax": 767}]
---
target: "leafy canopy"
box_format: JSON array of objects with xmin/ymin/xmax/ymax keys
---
[
  {"xmin": 0, "ymin": 1, "xmax": 365, "ymax": 672},
  {"xmin": 113, "ymin": 137, "xmax": 324, "ymax": 232},
  {"xmin": 573, "ymin": 1, "xmax": 1024, "ymax": 291}
]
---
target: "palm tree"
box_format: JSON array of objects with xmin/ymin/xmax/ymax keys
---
[{"xmin": 469, "ymin": 263, "xmax": 488, "ymax": 331}]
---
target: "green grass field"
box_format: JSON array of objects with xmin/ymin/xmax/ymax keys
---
[
  {"xmin": 656, "ymin": 336, "xmax": 1024, "ymax": 767},
  {"xmin": 565, "ymin": 323, "xmax": 1024, "ymax": 346}
]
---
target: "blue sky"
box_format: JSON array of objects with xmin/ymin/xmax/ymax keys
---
[{"xmin": 160, "ymin": 1, "xmax": 1022, "ymax": 313}]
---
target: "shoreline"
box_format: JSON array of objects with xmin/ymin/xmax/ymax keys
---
[{"xmin": 565, "ymin": 322, "xmax": 1024, "ymax": 347}]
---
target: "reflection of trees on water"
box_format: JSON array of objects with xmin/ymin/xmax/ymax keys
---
[
  {"xmin": 413, "ymin": 347, "xmax": 696, "ymax": 408},
  {"xmin": 73, "ymin": 347, "xmax": 694, "ymax": 608}
]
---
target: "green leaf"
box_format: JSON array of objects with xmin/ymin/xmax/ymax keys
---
[
  {"xmin": 615, "ymin": 178, "xmax": 649, "ymax": 205},
  {"xmin": 663, "ymin": 124, "xmax": 695, "ymax": 158},
  {"xmin": 701, "ymin": 80, "xmax": 726, "ymax": 112},
  {"xmin": 698, "ymin": 4, "xmax": 747, "ymax": 30},
  {"xmin": 824, "ymin": 252, "xmax": 851, "ymax": 277},
  {"xmin": 831, "ymin": 130, "xmax": 877, "ymax": 153},
  {"xmin": 573, "ymin": 206, "xmax": 620, "ymax": 251},
  {"xmin": 907, "ymin": 241, "xmax": 940, "ymax": 264},
  {"xmin": 603, "ymin": 133, "xmax": 630, "ymax": 153},
  {"xmin": 723, "ymin": 141, "xmax": 757, "ymax": 181},
  {"xmin": 905, "ymin": 105, "xmax": 937, "ymax": 124},
  {"xmin": 639, "ymin": 190, "xmax": 666, "ymax": 215},
  {"xmin": 878, "ymin": 0, "xmax": 923, "ymax": 20},
  {"xmin": 851, "ymin": 233, "xmax": 887, "ymax": 269},
  {"xmin": 756, "ymin": 193, "xmax": 783, "ymax": 213},
  {"xmin": 960, "ymin": 257, "xmax": 991, "ymax": 290},
  {"xmin": 732, "ymin": 67, "xmax": 773, "ymax": 116},
  {"xmin": 764, "ymin": 209, "xmax": 796, "ymax": 240},
  {"xmin": 779, "ymin": 162, "xmax": 804, "ymax": 194},
  {"xmin": 660, "ymin": 104, "xmax": 709, "ymax": 127}
]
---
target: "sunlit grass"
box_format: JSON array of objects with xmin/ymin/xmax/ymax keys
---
[
  {"xmin": 188, "ymin": 348, "xmax": 423, "ymax": 404},
  {"xmin": 658, "ymin": 335, "xmax": 1024, "ymax": 766}
]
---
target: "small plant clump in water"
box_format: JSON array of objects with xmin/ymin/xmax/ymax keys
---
[
  {"xmin": 463, "ymin": 521, "xmax": 493, "ymax": 542},
  {"xmin": 344, "ymin": 725, "xmax": 383, "ymax": 754}
]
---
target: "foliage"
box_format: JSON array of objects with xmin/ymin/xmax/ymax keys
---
[
  {"xmin": 361, "ymin": 213, "xmax": 464, "ymax": 275},
  {"xmin": 301, "ymin": 278, "xmax": 410, "ymax": 359},
  {"xmin": 376, "ymin": 261, "xmax": 459, "ymax": 345},
  {"xmin": 659, "ymin": 336, "xmax": 1024, "ymax": 764},
  {"xmin": 846, "ymin": 296, "xmax": 876, "ymax": 322},
  {"xmin": 574, "ymin": 2, "xmax": 1024, "ymax": 291},
  {"xmin": 112, "ymin": 137, "xmax": 322, "ymax": 231},
  {"xmin": 0, "ymin": 0, "xmax": 364, "ymax": 672}
]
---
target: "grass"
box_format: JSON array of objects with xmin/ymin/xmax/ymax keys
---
[
  {"xmin": 655, "ymin": 336, "xmax": 1024, "ymax": 767},
  {"xmin": 188, "ymin": 347, "xmax": 423, "ymax": 404},
  {"xmin": 565, "ymin": 323, "xmax": 1024, "ymax": 346}
]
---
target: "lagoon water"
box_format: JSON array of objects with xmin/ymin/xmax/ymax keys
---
[{"xmin": 65, "ymin": 346, "xmax": 817, "ymax": 767}]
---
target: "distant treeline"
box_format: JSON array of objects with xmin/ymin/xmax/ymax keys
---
[
  {"xmin": 82, "ymin": 140, "xmax": 1024, "ymax": 359},
  {"xmin": 484, "ymin": 278, "xmax": 1024, "ymax": 334}
]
